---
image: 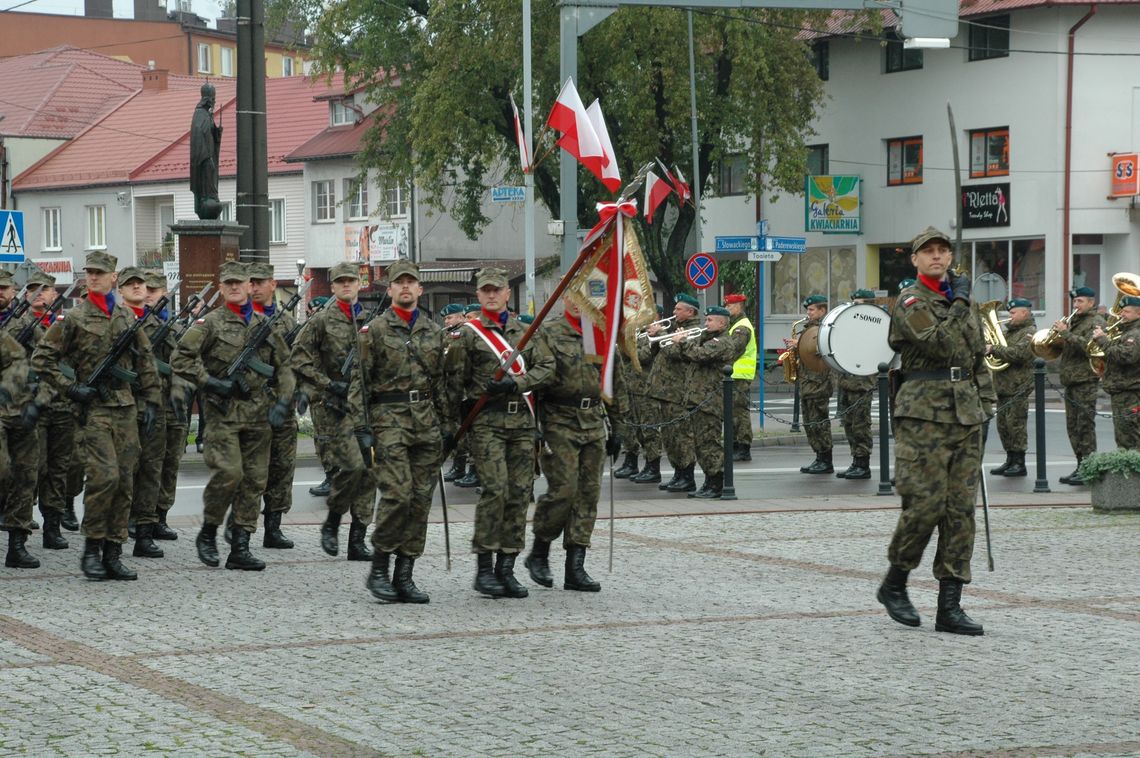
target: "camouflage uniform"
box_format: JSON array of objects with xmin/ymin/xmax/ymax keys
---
[
  {"xmin": 613, "ymin": 355, "xmax": 640, "ymax": 457},
  {"xmin": 630, "ymin": 337, "xmax": 662, "ymax": 468},
  {"xmin": 0, "ymin": 330, "xmax": 29, "ymax": 535},
  {"xmin": 130, "ymin": 301, "xmax": 175, "ymax": 530},
  {"xmin": 1, "ymin": 308, "xmax": 44, "ymax": 539},
  {"xmin": 678, "ymin": 322, "xmax": 750, "ymax": 486},
  {"xmin": 988, "ymin": 317, "xmax": 1037, "ymax": 456},
  {"xmin": 1093, "ymin": 316, "xmax": 1140, "ymax": 450},
  {"xmin": 646, "ymin": 315, "xmax": 702, "ymax": 470},
  {"xmin": 1058, "ymin": 309, "xmax": 1105, "ymax": 461},
  {"xmin": 836, "ymin": 372, "xmax": 875, "ymax": 459},
  {"xmin": 798, "ymin": 317, "xmax": 833, "ymax": 458},
  {"xmin": 256, "ymin": 299, "xmax": 298, "ymax": 518},
  {"xmin": 152, "ymin": 307, "xmax": 188, "ymax": 526}
]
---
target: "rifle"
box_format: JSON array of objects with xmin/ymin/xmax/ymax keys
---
[
  {"xmin": 338, "ymin": 294, "xmax": 389, "ymax": 380},
  {"xmin": 284, "ymin": 294, "xmax": 330, "ymax": 347},
  {"xmin": 0, "ymin": 285, "xmax": 31, "ymax": 330},
  {"xmin": 15, "ymin": 282, "xmax": 78, "ymax": 348},
  {"xmin": 150, "ymin": 280, "xmax": 209, "ymax": 350}
]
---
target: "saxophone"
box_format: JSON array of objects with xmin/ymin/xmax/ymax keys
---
[{"xmin": 777, "ymin": 318, "xmax": 807, "ymax": 383}]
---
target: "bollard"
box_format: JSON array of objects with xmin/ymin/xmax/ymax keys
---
[
  {"xmin": 721, "ymin": 365, "xmax": 737, "ymax": 500},
  {"xmin": 877, "ymin": 362, "xmax": 893, "ymax": 496},
  {"xmin": 791, "ymin": 376, "xmax": 802, "ymax": 432},
  {"xmin": 1033, "ymin": 358, "xmax": 1051, "ymax": 493}
]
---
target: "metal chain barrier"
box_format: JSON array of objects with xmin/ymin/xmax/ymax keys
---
[{"xmin": 1044, "ymin": 377, "xmax": 1115, "ymax": 419}]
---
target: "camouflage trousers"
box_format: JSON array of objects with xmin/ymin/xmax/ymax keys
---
[
  {"xmin": 80, "ymin": 405, "xmax": 140, "ymax": 544},
  {"xmin": 202, "ymin": 420, "xmax": 270, "ymax": 532},
  {"xmin": 158, "ymin": 413, "xmax": 188, "ymax": 514},
  {"xmin": 0, "ymin": 421, "xmax": 39, "ymax": 534},
  {"xmin": 663, "ymin": 400, "xmax": 697, "ymax": 469},
  {"xmin": 693, "ymin": 409, "xmax": 724, "ymax": 478},
  {"xmin": 1063, "ymin": 381, "xmax": 1099, "ymax": 460},
  {"xmin": 801, "ymin": 394, "xmax": 833, "ymax": 455},
  {"xmin": 837, "ymin": 387, "xmax": 873, "ymax": 458},
  {"xmin": 889, "ymin": 417, "xmax": 981, "ymax": 583},
  {"xmin": 1108, "ymin": 389, "xmax": 1140, "ymax": 450},
  {"xmin": 470, "ymin": 422, "xmax": 535, "ymax": 554},
  {"xmin": 533, "ymin": 423, "xmax": 605, "ymax": 548},
  {"xmin": 633, "ymin": 391, "xmax": 661, "ymax": 459},
  {"xmin": 995, "ymin": 391, "xmax": 1029, "ymax": 454},
  {"xmin": 131, "ymin": 406, "xmax": 167, "ymax": 525},
  {"xmin": 311, "ymin": 403, "xmax": 374, "ymax": 523},
  {"xmin": 262, "ymin": 416, "xmax": 297, "ymax": 515},
  {"xmin": 370, "ymin": 421, "xmax": 443, "ymax": 558},
  {"xmin": 733, "ymin": 380, "xmax": 753, "ymax": 448},
  {"xmin": 36, "ymin": 406, "xmax": 74, "ymax": 516},
  {"xmin": 67, "ymin": 423, "xmax": 85, "ymax": 499}
]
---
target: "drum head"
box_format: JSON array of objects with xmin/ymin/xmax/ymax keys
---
[
  {"xmin": 817, "ymin": 303, "xmax": 894, "ymax": 375},
  {"xmin": 799, "ymin": 325, "xmax": 827, "ymax": 373}
]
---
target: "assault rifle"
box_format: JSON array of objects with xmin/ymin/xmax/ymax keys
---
[
  {"xmin": 0, "ymin": 285, "xmax": 31, "ymax": 330},
  {"xmin": 324, "ymin": 294, "xmax": 389, "ymax": 418},
  {"xmin": 150, "ymin": 280, "xmax": 209, "ymax": 350},
  {"xmin": 14, "ymin": 282, "xmax": 78, "ymax": 348},
  {"xmin": 284, "ymin": 294, "xmax": 330, "ymax": 347}
]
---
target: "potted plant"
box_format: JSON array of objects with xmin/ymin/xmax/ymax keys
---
[{"xmin": 1078, "ymin": 449, "xmax": 1140, "ymax": 513}]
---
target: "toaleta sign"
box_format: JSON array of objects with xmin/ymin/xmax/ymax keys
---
[{"xmin": 961, "ymin": 182, "xmax": 1010, "ymax": 228}]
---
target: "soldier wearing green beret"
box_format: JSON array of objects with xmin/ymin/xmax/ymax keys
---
[
  {"xmin": 833, "ymin": 290, "xmax": 878, "ymax": 480},
  {"xmin": 788, "ymin": 294, "xmax": 834, "ymax": 474},
  {"xmin": 1053, "ymin": 286, "xmax": 1105, "ymax": 484},
  {"xmin": 985, "ymin": 298, "xmax": 1037, "ymax": 477},
  {"xmin": 1091, "ymin": 295, "xmax": 1140, "ymax": 450}
]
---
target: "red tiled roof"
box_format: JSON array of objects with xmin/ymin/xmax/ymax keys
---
[
  {"xmin": 285, "ymin": 110, "xmax": 379, "ymax": 163},
  {"xmin": 0, "ymin": 46, "xmax": 144, "ymax": 139}
]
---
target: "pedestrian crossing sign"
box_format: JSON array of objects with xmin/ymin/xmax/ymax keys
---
[{"xmin": 0, "ymin": 210, "xmax": 25, "ymax": 263}]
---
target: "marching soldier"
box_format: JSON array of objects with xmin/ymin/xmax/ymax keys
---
[
  {"xmin": 452, "ymin": 303, "xmax": 485, "ymax": 489},
  {"xmin": 789, "ymin": 294, "xmax": 834, "ymax": 474},
  {"xmin": 643, "ymin": 293, "xmax": 702, "ymax": 492},
  {"xmin": 1091, "ymin": 296, "xmax": 1140, "ymax": 450},
  {"xmin": 627, "ymin": 304, "xmax": 666, "ymax": 483},
  {"xmin": 986, "ymin": 298, "xmax": 1037, "ymax": 476},
  {"xmin": 30, "ymin": 251, "xmax": 161, "ymax": 580},
  {"xmin": 0, "ymin": 268, "xmax": 32, "ymax": 568},
  {"xmin": 307, "ymin": 296, "xmax": 335, "ymax": 498},
  {"xmin": 724, "ymin": 294, "xmax": 757, "ymax": 462},
  {"xmin": 358, "ymin": 261, "xmax": 448, "ymax": 603},
  {"xmin": 1053, "ymin": 286, "xmax": 1105, "ymax": 484},
  {"xmin": 171, "ymin": 260, "xmax": 295, "ymax": 572},
  {"xmin": 877, "ymin": 227, "xmax": 987, "ymax": 636},
  {"xmin": 446, "ymin": 267, "xmax": 553, "ymax": 598},
  {"xmin": 439, "ymin": 303, "xmax": 469, "ymax": 482},
  {"xmin": 290, "ymin": 262, "xmax": 374, "ymax": 561},
  {"xmin": 144, "ymin": 271, "xmax": 184, "ymax": 542},
  {"xmin": 834, "ymin": 289, "xmax": 877, "ymax": 480}
]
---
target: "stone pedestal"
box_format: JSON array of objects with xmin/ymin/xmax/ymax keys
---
[{"xmin": 172, "ymin": 220, "xmax": 246, "ymax": 296}]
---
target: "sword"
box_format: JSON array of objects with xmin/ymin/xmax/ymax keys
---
[
  {"xmin": 608, "ymin": 454, "xmax": 615, "ymax": 573},
  {"xmin": 979, "ymin": 454, "xmax": 994, "ymax": 572},
  {"xmin": 437, "ymin": 468, "xmax": 451, "ymax": 572}
]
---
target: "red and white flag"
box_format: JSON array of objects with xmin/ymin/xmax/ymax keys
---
[
  {"xmin": 672, "ymin": 164, "xmax": 692, "ymax": 203},
  {"xmin": 644, "ymin": 170, "xmax": 674, "ymax": 223},
  {"xmin": 509, "ymin": 93, "xmax": 531, "ymax": 173},
  {"xmin": 547, "ymin": 77, "xmax": 606, "ymax": 185},
  {"xmin": 585, "ymin": 99, "xmax": 621, "ymax": 193}
]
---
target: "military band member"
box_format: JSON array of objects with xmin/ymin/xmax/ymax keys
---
[
  {"xmin": 0, "ymin": 269, "xmax": 32, "ymax": 568},
  {"xmin": 172, "ymin": 261, "xmax": 295, "ymax": 572},
  {"xmin": 724, "ymin": 294, "xmax": 757, "ymax": 462},
  {"xmin": 628, "ymin": 304, "xmax": 666, "ymax": 483},
  {"xmin": 877, "ymin": 227, "xmax": 986, "ymax": 636},
  {"xmin": 359, "ymin": 261, "xmax": 448, "ymax": 603},
  {"xmin": 446, "ymin": 267, "xmax": 553, "ymax": 598},
  {"xmin": 31, "ymin": 251, "xmax": 162, "ymax": 580},
  {"xmin": 1091, "ymin": 296, "xmax": 1140, "ymax": 450},
  {"xmin": 985, "ymin": 298, "xmax": 1037, "ymax": 476},
  {"xmin": 834, "ymin": 289, "xmax": 878, "ymax": 480},
  {"xmin": 644, "ymin": 293, "xmax": 702, "ymax": 492},
  {"xmin": 789, "ymin": 294, "xmax": 834, "ymax": 474},
  {"xmin": 144, "ymin": 271, "xmax": 183, "ymax": 542},
  {"xmin": 1053, "ymin": 287, "xmax": 1104, "ymax": 484},
  {"xmin": 439, "ymin": 303, "xmax": 469, "ymax": 483}
]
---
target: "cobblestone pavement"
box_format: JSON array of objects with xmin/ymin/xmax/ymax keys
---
[{"xmin": 2, "ymin": 505, "xmax": 1137, "ymax": 757}]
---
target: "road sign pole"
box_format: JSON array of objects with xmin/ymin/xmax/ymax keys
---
[{"xmin": 757, "ymin": 260, "xmax": 764, "ymax": 430}]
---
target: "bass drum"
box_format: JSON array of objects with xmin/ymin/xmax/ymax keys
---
[
  {"xmin": 816, "ymin": 303, "xmax": 895, "ymax": 376},
  {"xmin": 798, "ymin": 324, "xmax": 827, "ymax": 374}
]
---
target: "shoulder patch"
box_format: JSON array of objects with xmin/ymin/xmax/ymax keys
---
[
  {"xmin": 195, "ymin": 318, "xmax": 206, "ymax": 324},
  {"xmin": 902, "ymin": 296, "xmax": 918, "ymax": 308},
  {"xmin": 360, "ymin": 325, "xmax": 369, "ymax": 333}
]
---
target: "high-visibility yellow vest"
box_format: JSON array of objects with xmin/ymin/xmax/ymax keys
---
[{"xmin": 731, "ymin": 316, "xmax": 757, "ymax": 380}]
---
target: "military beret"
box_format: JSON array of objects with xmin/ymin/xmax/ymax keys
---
[
  {"xmin": 26, "ymin": 269, "xmax": 56, "ymax": 287},
  {"xmin": 1007, "ymin": 298, "xmax": 1033, "ymax": 310},
  {"xmin": 706, "ymin": 305, "xmax": 730, "ymax": 317},
  {"xmin": 0, "ymin": 270, "xmax": 14, "ymax": 287},
  {"xmin": 1120, "ymin": 295, "xmax": 1140, "ymax": 308},
  {"xmin": 1070, "ymin": 286, "xmax": 1096, "ymax": 298},
  {"xmin": 674, "ymin": 293, "xmax": 699, "ymax": 309},
  {"xmin": 84, "ymin": 250, "xmax": 118, "ymax": 273},
  {"xmin": 802, "ymin": 294, "xmax": 827, "ymax": 308},
  {"xmin": 475, "ymin": 267, "xmax": 509, "ymax": 289},
  {"xmin": 440, "ymin": 303, "xmax": 465, "ymax": 316},
  {"xmin": 464, "ymin": 303, "xmax": 482, "ymax": 314},
  {"xmin": 851, "ymin": 288, "xmax": 875, "ymax": 300},
  {"xmin": 911, "ymin": 226, "xmax": 952, "ymax": 253},
  {"xmin": 247, "ymin": 262, "xmax": 275, "ymax": 280},
  {"xmin": 518, "ymin": 314, "xmax": 535, "ymax": 325},
  {"xmin": 386, "ymin": 259, "xmax": 420, "ymax": 282},
  {"xmin": 328, "ymin": 261, "xmax": 360, "ymax": 282},
  {"xmin": 724, "ymin": 293, "xmax": 747, "ymax": 305},
  {"xmin": 898, "ymin": 278, "xmax": 916, "ymax": 291},
  {"xmin": 144, "ymin": 270, "xmax": 167, "ymax": 289},
  {"xmin": 117, "ymin": 266, "xmax": 146, "ymax": 285},
  {"xmin": 218, "ymin": 260, "xmax": 249, "ymax": 282},
  {"xmin": 656, "ymin": 304, "xmax": 665, "ymax": 316}
]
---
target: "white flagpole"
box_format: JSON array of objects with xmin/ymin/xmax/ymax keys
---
[{"xmin": 523, "ymin": 0, "xmax": 536, "ymax": 315}]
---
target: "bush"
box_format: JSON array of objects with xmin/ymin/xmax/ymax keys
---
[{"xmin": 1077, "ymin": 449, "xmax": 1140, "ymax": 484}]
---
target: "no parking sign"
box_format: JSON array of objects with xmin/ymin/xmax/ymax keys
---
[{"xmin": 686, "ymin": 253, "xmax": 717, "ymax": 291}]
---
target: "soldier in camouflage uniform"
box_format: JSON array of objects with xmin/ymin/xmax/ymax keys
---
[
  {"xmin": 143, "ymin": 272, "xmax": 183, "ymax": 543},
  {"xmin": 674, "ymin": 305, "xmax": 750, "ymax": 499},
  {"xmin": 642, "ymin": 293, "xmax": 702, "ymax": 492},
  {"xmin": 358, "ymin": 261, "xmax": 448, "ymax": 604},
  {"xmin": 619, "ymin": 304, "xmax": 664, "ymax": 482},
  {"xmin": 834, "ymin": 290, "xmax": 878, "ymax": 480},
  {"xmin": 877, "ymin": 227, "xmax": 987, "ymax": 636},
  {"xmin": 789, "ymin": 294, "xmax": 834, "ymax": 474},
  {"xmin": 446, "ymin": 267, "xmax": 553, "ymax": 598},
  {"xmin": 172, "ymin": 260, "xmax": 295, "ymax": 572},
  {"xmin": 1053, "ymin": 286, "xmax": 1105, "ymax": 484},
  {"xmin": 439, "ymin": 303, "xmax": 469, "ymax": 482},
  {"xmin": 985, "ymin": 298, "xmax": 1037, "ymax": 477},
  {"xmin": 1091, "ymin": 296, "xmax": 1140, "ymax": 450},
  {"xmin": 611, "ymin": 353, "xmax": 640, "ymax": 478},
  {"xmin": 0, "ymin": 269, "xmax": 33, "ymax": 568},
  {"xmin": 305, "ymin": 296, "xmax": 335, "ymax": 498},
  {"xmin": 290, "ymin": 262, "xmax": 374, "ymax": 561},
  {"xmin": 451, "ymin": 303, "xmax": 485, "ymax": 489},
  {"xmin": 30, "ymin": 251, "xmax": 161, "ymax": 581}
]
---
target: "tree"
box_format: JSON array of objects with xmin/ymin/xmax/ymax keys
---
[{"xmin": 269, "ymin": 0, "xmax": 829, "ymax": 303}]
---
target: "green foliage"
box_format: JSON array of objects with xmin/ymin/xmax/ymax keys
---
[{"xmin": 1078, "ymin": 449, "xmax": 1140, "ymax": 484}]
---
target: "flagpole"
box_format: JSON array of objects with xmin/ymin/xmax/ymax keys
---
[{"xmin": 523, "ymin": 0, "xmax": 536, "ymax": 316}]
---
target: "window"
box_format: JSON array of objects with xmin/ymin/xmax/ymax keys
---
[
  {"xmin": 330, "ymin": 99, "xmax": 354, "ymax": 127},
  {"xmin": 219, "ymin": 202, "xmax": 233, "ymax": 221},
  {"xmin": 885, "ymin": 33, "xmax": 923, "ymax": 73},
  {"xmin": 887, "ymin": 136, "xmax": 923, "ymax": 186},
  {"xmin": 969, "ymin": 15, "xmax": 1010, "ymax": 61},
  {"xmin": 197, "ymin": 43, "xmax": 212, "ymax": 74},
  {"xmin": 220, "ymin": 47, "xmax": 234, "ymax": 77},
  {"xmin": 42, "ymin": 208, "xmax": 61, "ymax": 251},
  {"xmin": 717, "ymin": 154, "xmax": 749, "ymax": 196},
  {"xmin": 85, "ymin": 205, "xmax": 106, "ymax": 249},
  {"xmin": 770, "ymin": 246, "xmax": 856, "ymax": 314},
  {"xmin": 269, "ymin": 198, "xmax": 286, "ymax": 243},
  {"xmin": 811, "ymin": 41, "xmax": 829, "ymax": 81},
  {"xmin": 345, "ymin": 179, "xmax": 369, "ymax": 220},
  {"xmin": 961, "ymin": 238, "xmax": 1045, "ymax": 306},
  {"xmin": 282, "ymin": 56, "xmax": 294, "ymax": 77},
  {"xmin": 385, "ymin": 183, "xmax": 409, "ymax": 218},
  {"xmin": 807, "ymin": 145, "xmax": 829, "ymax": 176},
  {"xmin": 313, "ymin": 180, "xmax": 335, "ymax": 222},
  {"xmin": 970, "ymin": 127, "xmax": 1009, "ymax": 178}
]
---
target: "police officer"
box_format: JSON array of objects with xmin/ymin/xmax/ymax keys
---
[
  {"xmin": 439, "ymin": 303, "xmax": 469, "ymax": 482},
  {"xmin": 986, "ymin": 298, "xmax": 1037, "ymax": 476},
  {"xmin": 172, "ymin": 260, "xmax": 295, "ymax": 572},
  {"xmin": 644, "ymin": 293, "xmax": 702, "ymax": 492},
  {"xmin": 1091, "ymin": 296, "xmax": 1140, "ymax": 450},
  {"xmin": 1053, "ymin": 287, "xmax": 1105, "ymax": 484},
  {"xmin": 143, "ymin": 271, "xmax": 183, "ymax": 542},
  {"xmin": 834, "ymin": 289, "xmax": 878, "ymax": 480},
  {"xmin": 0, "ymin": 269, "xmax": 32, "ymax": 567},
  {"xmin": 790, "ymin": 294, "xmax": 834, "ymax": 474},
  {"xmin": 877, "ymin": 227, "xmax": 987, "ymax": 636},
  {"xmin": 724, "ymin": 294, "xmax": 756, "ymax": 462}
]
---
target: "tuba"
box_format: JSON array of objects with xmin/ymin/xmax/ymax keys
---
[
  {"xmin": 1030, "ymin": 308, "xmax": 1077, "ymax": 361},
  {"xmin": 777, "ymin": 318, "xmax": 807, "ymax": 383},
  {"xmin": 978, "ymin": 300, "xmax": 1010, "ymax": 372},
  {"xmin": 1086, "ymin": 272, "xmax": 1140, "ymax": 376}
]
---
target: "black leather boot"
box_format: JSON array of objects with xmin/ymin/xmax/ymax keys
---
[
  {"xmin": 524, "ymin": 538, "xmax": 554, "ymax": 587},
  {"xmin": 802, "ymin": 451, "xmax": 834, "ymax": 474},
  {"xmin": 61, "ymin": 498, "xmax": 79, "ymax": 532},
  {"xmin": 564, "ymin": 545, "xmax": 600, "ymax": 592},
  {"xmin": 473, "ymin": 552, "xmax": 507, "ymax": 597},
  {"xmin": 1060, "ymin": 456, "xmax": 1085, "ymax": 485},
  {"xmin": 455, "ymin": 465, "xmax": 480, "ymax": 488},
  {"xmin": 127, "ymin": 520, "xmax": 137, "ymax": 539},
  {"xmin": 393, "ymin": 554, "xmax": 430, "ymax": 603},
  {"xmin": 876, "ymin": 565, "xmax": 920, "ymax": 627},
  {"xmin": 613, "ymin": 452, "xmax": 639, "ymax": 479},
  {"xmin": 935, "ymin": 578, "xmax": 984, "ymax": 636},
  {"xmin": 843, "ymin": 456, "xmax": 871, "ymax": 480},
  {"xmin": 658, "ymin": 464, "xmax": 683, "ymax": 491},
  {"xmin": 989, "ymin": 453, "xmax": 1013, "ymax": 476},
  {"xmin": 443, "ymin": 455, "xmax": 467, "ymax": 482},
  {"xmin": 153, "ymin": 509, "xmax": 178, "ymax": 540},
  {"xmin": 495, "ymin": 553, "xmax": 529, "ymax": 598},
  {"xmin": 225, "ymin": 528, "xmax": 266, "ymax": 571},
  {"xmin": 733, "ymin": 443, "xmax": 752, "ymax": 462},
  {"xmin": 799, "ymin": 456, "xmax": 821, "ymax": 473},
  {"xmin": 693, "ymin": 472, "xmax": 724, "ymax": 499},
  {"xmin": 132, "ymin": 523, "xmax": 164, "ymax": 558},
  {"xmin": 687, "ymin": 476, "xmax": 711, "ymax": 499},
  {"xmin": 102, "ymin": 541, "xmax": 137, "ymax": 580},
  {"xmin": 42, "ymin": 510, "xmax": 69, "ymax": 550},
  {"xmin": 630, "ymin": 458, "xmax": 661, "ymax": 484},
  {"xmin": 196, "ymin": 523, "xmax": 220, "ymax": 567},
  {"xmin": 347, "ymin": 518, "xmax": 372, "ymax": 561},
  {"xmin": 320, "ymin": 511, "xmax": 342, "ymax": 556},
  {"xmin": 308, "ymin": 474, "xmax": 332, "ymax": 497},
  {"xmin": 262, "ymin": 511, "xmax": 294, "ymax": 549},
  {"xmin": 366, "ymin": 552, "xmax": 398, "ymax": 602},
  {"xmin": 5, "ymin": 530, "xmax": 40, "ymax": 569},
  {"xmin": 1002, "ymin": 452, "xmax": 1027, "ymax": 477},
  {"xmin": 81, "ymin": 538, "xmax": 106, "ymax": 580},
  {"xmin": 666, "ymin": 464, "xmax": 696, "ymax": 493}
]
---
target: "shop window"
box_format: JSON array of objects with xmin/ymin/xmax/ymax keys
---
[
  {"xmin": 970, "ymin": 128, "xmax": 1009, "ymax": 178},
  {"xmin": 969, "ymin": 15, "xmax": 1010, "ymax": 62},
  {"xmin": 887, "ymin": 137, "xmax": 923, "ymax": 186},
  {"xmin": 770, "ymin": 246, "xmax": 856, "ymax": 315}
]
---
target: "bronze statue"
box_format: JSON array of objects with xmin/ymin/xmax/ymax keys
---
[{"xmin": 190, "ymin": 83, "xmax": 223, "ymax": 220}]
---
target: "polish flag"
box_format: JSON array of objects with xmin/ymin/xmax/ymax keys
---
[
  {"xmin": 585, "ymin": 99, "xmax": 621, "ymax": 193},
  {"xmin": 509, "ymin": 94, "xmax": 531, "ymax": 173},
  {"xmin": 644, "ymin": 170, "xmax": 674, "ymax": 223},
  {"xmin": 546, "ymin": 77, "xmax": 605, "ymax": 184},
  {"xmin": 655, "ymin": 158, "xmax": 679, "ymax": 193},
  {"xmin": 672, "ymin": 164, "xmax": 692, "ymax": 204}
]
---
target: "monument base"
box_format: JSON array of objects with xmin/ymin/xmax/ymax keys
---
[{"xmin": 172, "ymin": 220, "xmax": 246, "ymax": 297}]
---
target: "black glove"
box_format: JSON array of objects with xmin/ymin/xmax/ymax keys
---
[
  {"xmin": 486, "ymin": 376, "xmax": 517, "ymax": 396},
  {"xmin": 441, "ymin": 431, "xmax": 456, "ymax": 455},
  {"xmin": 267, "ymin": 398, "xmax": 292, "ymax": 429},
  {"xmin": 142, "ymin": 402, "xmax": 158, "ymax": 439},
  {"xmin": 327, "ymin": 380, "xmax": 350, "ymax": 399},
  {"xmin": 232, "ymin": 375, "xmax": 252, "ymax": 401},
  {"xmin": 20, "ymin": 401, "xmax": 44, "ymax": 430},
  {"xmin": 354, "ymin": 427, "xmax": 375, "ymax": 464},
  {"xmin": 606, "ymin": 434, "xmax": 622, "ymax": 462},
  {"xmin": 66, "ymin": 383, "xmax": 98, "ymax": 403},
  {"xmin": 951, "ymin": 274, "xmax": 972, "ymax": 303},
  {"xmin": 294, "ymin": 391, "xmax": 310, "ymax": 416},
  {"xmin": 204, "ymin": 376, "xmax": 234, "ymax": 398},
  {"xmin": 172, "ymin": 388, "xmax": 193, "ymax": 424}
]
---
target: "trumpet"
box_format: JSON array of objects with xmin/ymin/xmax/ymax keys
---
[
  {"xmin": 776, "ymin": 318, "xmax": 807, "ymax": 383},
  {"xmin": 648, "ymin": 326, "xmax": 705, "ymax": 344},
  {"xmin": 1030, "ymin": 308, "xmax": 1078, "ymax": 361},
  {"xmin": 978, "ymin": 300, "xmax": 1010, "ymax": 372},
  {"xmin": 635, "ymin": 315, "xmax": 676, "ymax": 339}
]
